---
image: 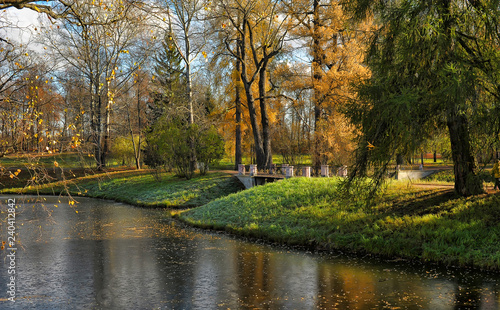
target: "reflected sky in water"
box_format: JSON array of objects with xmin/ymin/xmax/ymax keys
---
[{"xmin": 0, "ymin": 196, "xmax": 499, "ymax": 309}]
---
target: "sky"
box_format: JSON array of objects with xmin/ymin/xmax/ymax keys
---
[{"xmin": 2, "ymin": 7, "xmax": 47, "ymax": 47}]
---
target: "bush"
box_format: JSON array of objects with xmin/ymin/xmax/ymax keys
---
[
  {"xmin": 196, "ymin": 126, "xmax": 225, "ymax": 175},
  {"xmin": 147, "ymin": 119, "xmax": 225, "ymax": 179},
  {"xmin": 111, "ymin": 136, "xmax": 138, "ymax": 167}
]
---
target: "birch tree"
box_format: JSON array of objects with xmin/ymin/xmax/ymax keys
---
[
  {"xmin": 154, "ymin": 0, "xmax": 208, "ymax": 173},
  {"xmin": 44, "ymin": 0, "xmax": 151, "ymax": 169}
]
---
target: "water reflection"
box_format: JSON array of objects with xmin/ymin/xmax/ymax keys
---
[{"xmin": 0, "ymin": 196, "xmax": 499, "ymax": 309}]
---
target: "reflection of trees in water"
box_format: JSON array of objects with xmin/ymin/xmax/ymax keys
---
[
  {"xmin": 93, "ymin": 239, "xmax": 116, "ymax": 309},
  {"xmin": 317, "ymin": 263, "xmax": 378, "ymax": 309},
  {"xmin": 88, "ymin": 204, "xmax": 169, "ymax": 308},
  {"xmin": 158, "ymin": 238, "xmax": 198, "ymax": 307},
  {"xmin": 236, "ymin": 247, "xmax": 273, "ymax": 307},
  {"xmin": 12, "ymin": 197, "xmax": 500, "ymax": 309}
]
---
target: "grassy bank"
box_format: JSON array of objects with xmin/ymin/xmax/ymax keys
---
[
  {"xmin": 1, "ymin": 170, "xmax": 244, "ymax": 208},
  {"xmin": 425, "ymin": 168, "xmax": 496, "ymax": 184},
  {"xmin": 4, "ymin": 157, "xmax": 500, "ymax": 269},
  {"xmin": 179, "ymin": 177, "xmax": 500, "ymax": 269}
]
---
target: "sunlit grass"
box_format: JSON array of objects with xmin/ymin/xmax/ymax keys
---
[
  {"xmin": 2, "ymin": 170, "xmax": 244, "ymax": 208},
  {"xmin": 0, "ymin": 152, "xmax": 109, "ymax": 168},
  {"xmin": 424, "ymin": 169, "xmax": 496, "ymax": 184},
  {"xmin": 179, "ymin": 177, "xmax": 500, "ymax": 269}
]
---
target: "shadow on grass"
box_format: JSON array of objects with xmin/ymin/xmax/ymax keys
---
[{"xmin": 382, "ymin": 189, "xmax": 459, "ymax": 216}]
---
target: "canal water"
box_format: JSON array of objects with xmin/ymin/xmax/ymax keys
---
[{"xmin": 1, "ymin": 196, "xmax": 500, "ymax": 309}]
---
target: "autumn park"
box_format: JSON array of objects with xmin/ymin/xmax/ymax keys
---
[{"xmin": 1, "ymin": 0, "xmax": 500, "ymax": 309}]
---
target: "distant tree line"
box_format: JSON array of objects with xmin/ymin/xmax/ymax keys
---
[{"xmin": 1, "ymin": 0, "xmax": 499, "ymax": 194}]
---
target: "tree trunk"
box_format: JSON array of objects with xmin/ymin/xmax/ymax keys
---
[
  {"xmin": 447, "ymin": 108, "xmax": 483, "ymax": 196},
  {"xmin": 258, "ymin": 57, "xmax": 273, "ymax": 170},
  {"xmin": 238, "ymin": 25, "xmax": 266, "ymax": 170},
  {"xmin": 312, "ymin": 0, "xmax": 323, "ymax": 175},
  {"xmin": 101, "ymin": 89, "xmax": 111, "ymax": 169},
  {"xmin": 234, "ymin": 57, "xmax": 242, "ymax": 171},
  {"xmin": 93, "ymin": 81, "xmax": 104, "ymax": 170},
  {"xmin": 129, "ymin": 84, "xmax": 142, "ymax": 170},
  {"xmin": 135, "ymin": 85, "xmax": 142, "ymax": 170},
  {"xmin": 243, "ymin": 83, "xmax": 266, "ymax": 169},
  {"xmin": 186, "ymin": 60, "xmax": 197, "ymax": 175}
]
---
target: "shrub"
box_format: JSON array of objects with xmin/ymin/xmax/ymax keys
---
[
  {"xmin": 147, "ymin": 119, "xmax": 225, "ymax": 179},
  {"xmin": 111, "ymin": 136, "xmax": 138, "ymax": 167},
  {"xmin": 196, "ymin": 126, "xmax": 225, "ymax": 175}
]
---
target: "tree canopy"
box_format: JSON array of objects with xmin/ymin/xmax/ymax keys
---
[{"xmin": 2, "ymin": 0, "xmax": 500, "ymax": 194}]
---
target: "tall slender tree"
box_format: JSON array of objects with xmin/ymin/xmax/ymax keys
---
[{"xmin": 158, "ymin": 0, "xmax": 207, "ymax": 173}]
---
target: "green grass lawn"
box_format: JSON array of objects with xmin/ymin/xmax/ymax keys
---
[
  {"xmin": 1, "ymin": 152, "xmax": 102, "ymax": 168},
  {"xmin": 179, "ymin": 177, "xmax": 500, "ymax": 269},
  {"xmin": 425, "ymin": 168, "xmax": 496, "ymax": 184},
  {"xmin": 1, "ymin": 170, "xmax": 245, "ymax": 208}
]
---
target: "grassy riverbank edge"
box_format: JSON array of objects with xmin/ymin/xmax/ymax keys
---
[
  {"xmin": 4, "ymin": 169, "xmax": 500, "ymax": 270},
  {"xmin": 0, "ymin": 170, "xmax": 245, "ymax": 209},
  {"xmin": 177, "ymin": 177, "xmax": 500, "ymax": 270}
]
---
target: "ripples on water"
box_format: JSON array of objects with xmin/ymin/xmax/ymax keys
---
[{"xmin": 0, "ymin": 196, "xmax": 499, "ymax": 309}]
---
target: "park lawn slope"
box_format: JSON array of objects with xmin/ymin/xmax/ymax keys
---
[
  {"xmin": 1, "ymin": 171, "xmax": 244, "ymax": 208},
  {"xmin": 179, "ymin": 177, "xmax": 500, "ymax": 269}
]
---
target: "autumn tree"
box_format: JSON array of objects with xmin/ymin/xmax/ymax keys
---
[
  {"xmin": 57, "ymin": 67, "xmax": 89, "ymax": 152},
  {"xmin": 14, "ymin": 63, "xmax": 63, "ymax": 153},
  {"xmin": 214, "ymin": 0, "xmax": 288, "ymax": 170},
  {"xmin": 126, "ymin": 69, "xmax": 150, "ymax": 169},
  {"xmin": 269, "ymin": 62, "xmax": 314, "ymax": 166},
  {"xmin": 0, "ymin": 0, "xmax": 71, "ymax": 18},
  {"xmin": 281, "ymin": 0, "xmax": 370, "ymax": 172}
]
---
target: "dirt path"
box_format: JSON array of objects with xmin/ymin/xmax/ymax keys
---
[{"xmin": 412, "ymin": 182, "xmax": 499, "ymax": 195}]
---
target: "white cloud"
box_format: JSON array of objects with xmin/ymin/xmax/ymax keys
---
[
  {"xmin": 2, "ymin": 8, "xmax": 41, "ymax": 43},
  {"xmin": 1, "ymin": 8, "xmax": 52, "ymax": 53}
]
